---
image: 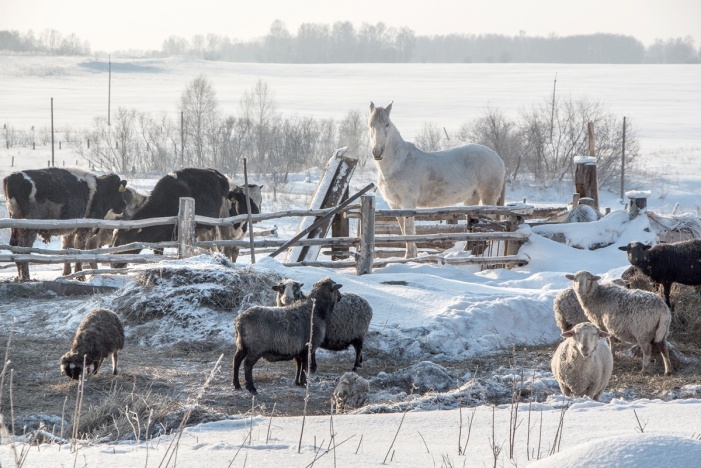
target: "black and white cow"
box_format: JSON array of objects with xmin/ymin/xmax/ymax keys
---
[
  {"xmin": 221, "ymin": 184, "xmax": 263, "ymax": 262},
  {"xmin": 111, "ymin": 168, "xmax": 235, "ymax": 266},
  {"xmin": 2, "ymin": 167, "xmax": 128, "ymax": 281}
]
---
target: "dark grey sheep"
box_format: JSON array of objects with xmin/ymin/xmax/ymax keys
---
[
  {"xmin": 274, "ymin": 279, "xmax": 373, "ymax": 372},
  {"xmin": 618, "ymin": 239, "xmax": 701, "ymax": 310},
  {"xmin": 566, "ymin": 270, "xmax": 672, "ymax": 375},
  {"xmin": 60, "ymin": 308, "xmax": 125, "ymax": 380},
  {"xmin": 233, "ymin": 277, "xmax": 342, "ymax": 395}
]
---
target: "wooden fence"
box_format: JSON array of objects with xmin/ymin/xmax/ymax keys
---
[{"xmin": 0, "ymin": 195, "xmax": 532, "ymax": 278}]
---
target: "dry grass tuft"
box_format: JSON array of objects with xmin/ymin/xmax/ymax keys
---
[{"xmin": 69, "ymin": 382, "xmax": 180, "ymax": 441}]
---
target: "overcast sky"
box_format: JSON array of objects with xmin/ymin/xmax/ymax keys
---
[{"xmin": 2, "ymin": 0, "xmax": 700, "ymax": 52}]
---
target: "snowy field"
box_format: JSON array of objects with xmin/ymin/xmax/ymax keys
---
[{"xmin": 1, "ymin": 56, "xmax": 701, "ymax": 466}]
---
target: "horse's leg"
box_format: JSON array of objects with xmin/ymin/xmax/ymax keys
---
[{"xmin": 403, "ymin": 216, "xmax": 418, "ymax": 258}]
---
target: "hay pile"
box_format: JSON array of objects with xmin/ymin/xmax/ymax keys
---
[{"xmin": 99, "ymin": 254, "xmax": 284, "ymax": 347}]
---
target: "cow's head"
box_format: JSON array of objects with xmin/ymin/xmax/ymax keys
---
[{"xmin": 94, "ymin": 174, "xmax": 128, "ymax": 216}]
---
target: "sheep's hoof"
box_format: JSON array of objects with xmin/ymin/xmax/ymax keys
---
[
  {"xmin": 233, "ymin": 382, "xmax": 241, "ymax": 390},
  {"xmin": 246, "ymin": 384, "xmax": 258, "ymax": 395}
]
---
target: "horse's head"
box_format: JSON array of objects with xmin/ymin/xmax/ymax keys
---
[{"xmin": 368, "ymin": 101, "xmax": 393, "ymax": 160}]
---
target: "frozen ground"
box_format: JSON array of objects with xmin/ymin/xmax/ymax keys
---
[{"xmin": 1, "ymin": 56, "xmax": 701, "ymax": 467}]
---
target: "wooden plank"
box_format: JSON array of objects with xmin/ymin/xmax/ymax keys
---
[
  {"xmin": 356, "ymin": 195, "xmax": 375, "ymax": 275},
  {"xmin": 285, "ymin": 147, "xmax": 359, "ymax": 262}
]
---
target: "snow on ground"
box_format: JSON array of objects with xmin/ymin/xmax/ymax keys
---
[{"xmin": 2, "ymin": 57, "xmax": 701, "ymax": 466}]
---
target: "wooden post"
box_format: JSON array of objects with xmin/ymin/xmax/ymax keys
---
[
  {"xmin": 243, "ymin": 158, "xmax": 255, "ymax": 264},
  {"xmin": 574, "ymin": 156, "xmax": 599, "ymax": 210},
  {"xmin": 587, "ymin": 121, "xmax": 595, "ymax": 156},
  {"xmin": 331, "ymin": 186, "xmax": 350, "ymax": 260},
  {"xmin": 356, "ymin": 195, "xmax": 375, "ymax": 275},
  {"xmin": 177, "ymin": 197, "xmax": 196, "ymax": 259},
  {"xmin": 627, "ymin": 191, "xmax": 649, "ymax": 219}
]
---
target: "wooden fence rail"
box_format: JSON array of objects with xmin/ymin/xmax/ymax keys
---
[{"xmin": 0, "ymin": 196, "xmax": 532, "ymax": 277}]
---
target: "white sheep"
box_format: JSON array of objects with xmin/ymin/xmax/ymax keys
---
[
  {"xmin": 273, "ymin": 279, "xmax": 373, "ymax": 372},
  {"xmin": 551, "ymin": 322, "xmax": 613, "ymax": 400},
  {"xmin": 553, "ymin": 278, "xmax": 628, "ymax": 332},
  {"xmin": 566, "ymin": 270, "xmax": 672, "ymax": 375}
]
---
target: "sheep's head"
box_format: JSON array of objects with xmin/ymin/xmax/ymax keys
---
[
  {"xmin": 60, "ymin": 352, "xmax": 87, "ymax": 380},
  {"xmin": 618, "ymin": 241, "xmax": 652, "ymax": 265},
  {"xmin": 562, "ymin": 322, "xmax": 609, "ymax": 358},
  {"xmin": 272, "ymin": 279, "xmax": 305, "ymax": 306},
  {"xmin": 565, "ymin": 270, "xmax": 601, "ymax": 296},
  {"xmin": 310, "ymin": 277, "xmax": 343, "ymax": 309}
]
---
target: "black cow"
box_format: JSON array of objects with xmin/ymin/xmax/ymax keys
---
[
  {"xmin": 2, "ymin": 167, "xmax": 127, "ymax": 281},
  {"xmin": 111, "ymin": 168, "xmax": 234, "ymax": 266}
]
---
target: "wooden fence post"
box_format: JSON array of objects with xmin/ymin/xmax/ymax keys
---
[
  {"xmin": 356, "ymin": 195, "xmax": 375, "ymax": 275},
  {"xmin": 627, "ymin": 191, "xmax": 649, "ymax": 219},
  {"xmin": 574, "ymin": 156, "xmax": 599, "ymax": 210},
  {"xmin": 177, "ymin": 197, "xmax": 196, "ymax": 259},
  {"xmin": 331, "ymin": 186, "xmax": 350, "ymax": 260}
]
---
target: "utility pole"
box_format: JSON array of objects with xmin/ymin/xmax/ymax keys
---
[
  {"xmin": 108, "ymin": 55, "xmax": 112, "ymax": 126},
  {"xmin": 180, "ymin": 111, "xmax": 185, "ymax": 167},
  {"xmin": 621, "ymin": 116, "xmax": 627, "ymax": 200}
]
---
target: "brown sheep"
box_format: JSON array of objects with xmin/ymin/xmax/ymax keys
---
[{"xmin": 60, "ymin": 308, "xmax": 125, "ymax": 380}]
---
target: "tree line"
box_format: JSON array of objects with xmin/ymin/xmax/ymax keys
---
[
  {"xmin": 2, "ymin": 25, "xmax": 699, "ymax": 63},
  {"xmin": 158, "ymin": 22, "xmax": 698, "ymax": 64},
  {"xmin": 0, "ymin": 29, "xmax": 90, "ymax": 55}
]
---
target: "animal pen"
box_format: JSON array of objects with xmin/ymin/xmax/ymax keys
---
[{"xmin": 0, "ymin": 195, "xmax": 533, "ymax": 278}]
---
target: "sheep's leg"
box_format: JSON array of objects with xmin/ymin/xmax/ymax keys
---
[
  {"xmin": 351, "ymin": 338, "xmax": 363, "ymax": 371},
  {"xmin": 662, "ymin": 282, "xmax": 673, "ymax": 310},
  {"xmin": 295, "ymin": 355, "xmax": 307, "ymax": 386},
  {"xmin": 243, "ymin": 354, "xmax": 259, "ymax": 395},
  {"xmin": 657, "ymin": 340, "xmax": 672, "ymax": 376},
  {"xmin": 310, "ymin": 350, "xmax": 317, "ymax": 374},
  {"xmin": 232, "ymin": 348, "xmax": 248, "ymax": 389},
  {"xmin": 640, "ymin": 342, "xmax": 652, "ymax": 373},
  {"xmin": 112, "ymin": 352, "xmax": 119, "ymax": 375}
]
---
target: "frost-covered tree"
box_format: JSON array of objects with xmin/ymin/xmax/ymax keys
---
[{"xmin": 179, "ymin": 75, "xmax": 220, "ymax": 167}]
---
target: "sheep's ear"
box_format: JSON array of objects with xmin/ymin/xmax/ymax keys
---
[
  {"xmin": 386, "ymin": 101, "xmax": 393, "ymax": 114},
  {"xmin": 592, "ymin": 275, "xmax": 601, "ymax": 281},
  {"xmin": 561, "ymin": 331, "xmax": 574, "ymax": 338},
  {"xmin": 642, "ymin": 244, "xmax": 652, "ymax": 251},
  {"xmin": 370, "ymin": 101, "xmax": 375, "ymax": 111},
  {"xmin": 565, "ymin": 274, "xmax": 575, "ymax": 280},
  {"xmin": 598, "ymin": 331, "xmax": 610, "ymax": 338},
  {"xmin": 333, "ymin": 284, "xmax": 342, "ymax": 291},
  {"xmin": 617, "ymin": 245, "xmax": 628, "ymax": 251}
]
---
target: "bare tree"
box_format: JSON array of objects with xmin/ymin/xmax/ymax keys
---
[
  {"xmin": 338, "ymin": 109, "xmax": 370, "ymax": 166},
  {"xmin": 179, "ymin": 75, "xmax": 220, "ymax": 168},
  {"xmin": 456, "ymin": 106, "xmax": 523, "ymax": 180},
  {"xmin": 240, "ymin": 79, "xmax": 278, "ymax": 174},
  {"xmin": 414, "ymin": 122, "xmax": 448, "ymax": 151}
]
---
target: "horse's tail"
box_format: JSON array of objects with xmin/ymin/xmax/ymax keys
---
[{"xmin": 496, "ymin": 177, "xmax": 506, "ymax": 206}]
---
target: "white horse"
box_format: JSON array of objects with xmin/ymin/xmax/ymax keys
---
[{"xmin": 368, "ymin": 102, "xmax": 506, "ymax": 258}]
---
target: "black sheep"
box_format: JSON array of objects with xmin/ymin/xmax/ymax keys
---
[{"xmin": 618, "ymin": 239, "xmax": 701, "ymax": 310}]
